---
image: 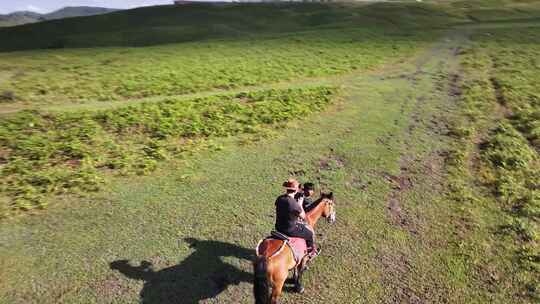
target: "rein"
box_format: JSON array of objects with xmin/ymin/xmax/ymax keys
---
[{"xmin": 304, "ymin": 197, "xmax": 323, "ymax": 213}]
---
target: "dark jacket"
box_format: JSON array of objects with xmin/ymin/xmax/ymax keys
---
[{"xmin": 275, "ymin": 194, "xmax": 302, "ymax": 233}]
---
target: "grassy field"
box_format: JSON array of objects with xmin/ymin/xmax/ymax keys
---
[
  {"xmin": 1, "ymin": 1, "xmax": 540, "ymax": 303},
  {"xmin": 0, "ymin": 28, "xmax": 424, "ymax": 105},
  {"xmin": 446, "ymin": 25, "xmax": 540, "ymax": 300}
]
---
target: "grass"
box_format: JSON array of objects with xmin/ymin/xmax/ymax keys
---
[
  {"xmin": 1, "ymin": 1, "xmax": 540, "ymax": 303},
  {"xmin": 476, "ymin": 28, "xmax": 540, "ymax": 298},
  {"xmin": 442, "ymin": 24, "xmax": 540, "ymax": 301},
  {"xmin": 0, "ymin": 28, "xmax": 425, "ymax": 105}
]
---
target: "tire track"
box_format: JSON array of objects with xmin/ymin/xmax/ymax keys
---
[{"xmin": 376, "ymin": 31, "xmax": 469, "ymax": 304}]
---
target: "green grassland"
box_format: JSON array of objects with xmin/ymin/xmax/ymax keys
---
[
  {"xmin": 446, "ymin": 25, "xmax": 540, "ymax": 299},
  {"xmin": 1, "ymin": 0, "xmax": 540, "ymax": 303},
  {"xmin": 0, "ymin": 29, "xmax": 424, "ymax": 105}
]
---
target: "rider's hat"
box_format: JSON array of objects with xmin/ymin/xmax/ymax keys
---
[{"xmin": 282, "ymin": 178, "xmax": 300, "ymax": 191}]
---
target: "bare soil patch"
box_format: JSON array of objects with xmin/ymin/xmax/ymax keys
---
[
  {"xmin": 318, "ymin": 153, "xmax": 345, "ymax": 171},
  {"xmin": 377, "ymin": 251, "xmax": 424, "ymax": 304}
]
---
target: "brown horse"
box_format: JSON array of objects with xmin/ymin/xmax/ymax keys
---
[{"xmin": 254, "ymin": 192, "xmax": 336, "ymax": 304}]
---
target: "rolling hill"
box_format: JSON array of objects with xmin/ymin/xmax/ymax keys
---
[
  {"xmin": 0, "ymin": 2, "xmax": 466, "ymax": 52},
  {"xmin": 0, "ymin": 11, "xmax": 44, "ymax": 27},
  {"xmin": 1, "ymin": 1, "xmax": 540, "ymax": 52}
]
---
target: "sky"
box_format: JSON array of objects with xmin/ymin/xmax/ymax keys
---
[{"xmin": 0, "ymin": 1, "xmax": 175, "ymax": 14}]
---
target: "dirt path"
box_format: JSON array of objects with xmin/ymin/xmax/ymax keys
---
[
  {"xmin": 383, "ymin": 33, "xmax": 467, "ymax": 235},
  {"xmin": 361, "ymin": 31, "xmax": 471, "ymax": 303}
]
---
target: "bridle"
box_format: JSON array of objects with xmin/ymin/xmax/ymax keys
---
[{"xmin": 323, "ymin": 198, "xmax": 336, "ymax": 224}]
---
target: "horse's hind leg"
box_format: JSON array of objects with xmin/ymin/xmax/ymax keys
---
[
  {"xmin": 270, "ymin": 267, "xmax": 288, "ymax": 304},
  {"xmin": 293, "ymin": 266, "xmax": 304, "ymax": 293},
  {"xmin": 294, "ymin": 257, "xmax": 309, "ymax": 293}
]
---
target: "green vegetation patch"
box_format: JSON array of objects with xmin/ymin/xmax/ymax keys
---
[
  {"xmin": 0, "ymin": 28, "xmax": 426, "ymax": 106},
  {"xmin": 0, "ymin": 86, "xmax": 337, "ymax": 215},
  {"xmin": 480, "ymin": 123, "xmax": 539, "ymax": 299},
  {"xmin": 447, "ymin": 26, "xmax": 540, "ymax": 300},
  {"xmin": 483, "ymin": 122, "xmax": 537, "ymax": 170},
  {"xmin": 476, "ymin": 29, "xmax": 540, "ymax": 297}
]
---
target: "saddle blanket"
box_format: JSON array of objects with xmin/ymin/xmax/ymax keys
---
[{"xmin": 287, "ymin": 237, "xmax": 307, "ymax": 263}]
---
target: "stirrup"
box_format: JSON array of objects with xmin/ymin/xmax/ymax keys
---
[
  {"xmin": 294, "ymin": 284, "xmax": 305, "ymax": 294},
  {"xmin": 308, "ymin": 247, "xmax": 321, "ymax": 259}
]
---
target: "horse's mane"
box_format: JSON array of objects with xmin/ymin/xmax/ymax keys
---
[{"xmin": 305, "ymin": 194, "xmax": 330, "ymax": 213}]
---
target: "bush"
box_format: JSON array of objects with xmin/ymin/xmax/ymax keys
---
[{"xmin": 0, "ymin": 86, "xmax": 337, "ymax": 213}]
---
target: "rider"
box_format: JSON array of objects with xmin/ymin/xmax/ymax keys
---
[
  {"xmin": 275, "ymin": 178, "xmax": 319, "ymax": 257},
  {"xmin": 298, "ymin": 182, "xmax": 316, "ymax": 212}
]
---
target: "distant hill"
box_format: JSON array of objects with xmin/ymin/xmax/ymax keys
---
[
  {"xmin": 0, "ymin": 11, "xmax": 44, "ymax": 27},
  {"xmin": 0, "ymin": 6, "xmax": 119, "ymax": 27},
  {"xmin": 44, "ymin": 6, "xmax": 120, "ymax": 20}
]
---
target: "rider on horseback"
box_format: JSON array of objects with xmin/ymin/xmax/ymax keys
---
[
  {"xmin": 275, "ymin": 178, "xmax": 319, "ymax": 257},
  {"xmin": 297, "ymin": 182, "xmax": 316, "ymax": 212}
]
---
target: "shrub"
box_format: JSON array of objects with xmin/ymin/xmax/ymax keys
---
[{"xmin": 0, "ymin": 86, "xmax": 337, "ymax": 213}]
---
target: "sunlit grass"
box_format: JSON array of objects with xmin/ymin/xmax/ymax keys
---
[{"xmin": 0, "ymin": 28, "xmax": 427, "ymax": 105}]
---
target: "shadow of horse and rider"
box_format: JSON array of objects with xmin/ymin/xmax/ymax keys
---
[{"xmin": 110, "ymin": 238, "xmax": 254, "ymax": 304}]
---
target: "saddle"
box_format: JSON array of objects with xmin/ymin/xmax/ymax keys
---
[{"xmin": 268, "ymin": 231, "xmax": 307, "ymax": 264}]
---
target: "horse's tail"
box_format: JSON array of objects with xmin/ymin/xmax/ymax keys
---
[{"xmin": 253, "ymin": 255, "xmax": 270, "ymax": 304}]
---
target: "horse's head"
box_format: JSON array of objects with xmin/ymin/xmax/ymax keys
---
[{"xmin": 320, "ymin": 192, "xmax": 336, "ymax": 224}]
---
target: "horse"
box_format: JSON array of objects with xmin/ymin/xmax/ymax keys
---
[{"xmin": 253, "ymin": 192, "xmax": 336, "ymax": 304}]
